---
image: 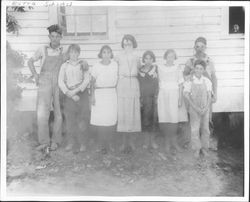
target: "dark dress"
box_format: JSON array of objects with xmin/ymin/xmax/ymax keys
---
[{"xmin": 138, "ymin": 65, "xmax": 158, "ymax": 132}]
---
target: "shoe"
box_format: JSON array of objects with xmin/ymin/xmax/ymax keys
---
[
  {"xmin": 65, "ymin": 144, "xmax": 73, "ymax": 151},
  {"xmin": 50, "ymin": 142, "xmax": 58, "ymax": 151}
]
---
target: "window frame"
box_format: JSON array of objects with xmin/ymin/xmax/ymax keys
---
[
  {"xmin": 220, "ymin": 7, "xmax": 245, "ymax": 39},
  {"xmin": 48, "ymin": 6, "xmax": 116, "ymax": 44}
]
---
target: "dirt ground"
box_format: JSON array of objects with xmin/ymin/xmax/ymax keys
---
[{"xmin": 6, "ymin": 112, "xmax": 244, "ymax": 198}]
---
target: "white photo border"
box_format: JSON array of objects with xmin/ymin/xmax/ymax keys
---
[{"xmin": 1, "ymin": 1, "xmax": 249, "ymax": 201}]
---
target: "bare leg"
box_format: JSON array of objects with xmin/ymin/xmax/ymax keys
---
[{"xmin": 160, "ymin": 123, "xmax": 171, "ymax": 153}]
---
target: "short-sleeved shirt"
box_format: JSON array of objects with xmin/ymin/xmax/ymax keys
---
[
  {"xmin": 58, "ymin": 60, "xmax": 89, "ymax": 94},
  {"xmin": 184, "ymin": 55, "xmax": 216, "ymax": 80},
  {"xmin": 183, "ymin": 75, "xmax": 212, "ymax": 93},
  {"xmin": 31, "ymin": 44, "xmax": 67, "ymax": 67},
  {"xmin": 91, "ymin": 60, "xmax": 118, "ymax": 88}
]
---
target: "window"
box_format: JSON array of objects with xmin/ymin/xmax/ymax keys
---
[
  {"xmin": 58, "ymin": 7, "xmax": 109, "ymax": 40},
  {"xmin": 229, "ymin": 7, "xmax": 245, "ymax": 34},
  {"xmin": 221, "ymin": 7, "xmax": 245, "ymax": 39}
]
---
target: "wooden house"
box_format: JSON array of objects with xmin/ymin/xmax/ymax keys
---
[{"xmin": 6, "ymin": 5, "xmax": 246, "ymax": 113}]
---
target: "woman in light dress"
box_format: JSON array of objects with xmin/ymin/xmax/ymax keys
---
[
  {"xmin": 157, "ymin": 49, "xmax": 188, "ymax": 155},
  {"xmin": 116, "ymin": 34, "xmax": 141, "ymax": 153},
  {"xmin": 90, "ymin": 45, "xmax": 118, "ymax": 154}
]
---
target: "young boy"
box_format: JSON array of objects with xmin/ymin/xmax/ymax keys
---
[
  {"xmin": 183, "ymin": 60, "xmax": 212, "ymax": 158},
  {"xmin": 58, "ymin": 44, "xmax": 90, "ymax": 153},
  {"xmin": 184, "ymin": 36, "xmax": 218, "ymax": 150},
  {"xmin": 28, "ymin": 24, "xmax": 68, "ymax": 152}
]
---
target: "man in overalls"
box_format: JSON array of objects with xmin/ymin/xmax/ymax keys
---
[
  {"xmin": 28, "ymin": 24, "xmax": 67, "ymax": 153},
  {"xmin": 183, "ymin": 36, "xmax": 218, "ymax": 150},
  {"xmin": 183, "ymin": 60, "xmax": 212, "ymax": 158}
]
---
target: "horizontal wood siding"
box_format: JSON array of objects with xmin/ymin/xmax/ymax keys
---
[{"xmin": 7, "ymin": 6, "xmax": 244, "ymax": 112}]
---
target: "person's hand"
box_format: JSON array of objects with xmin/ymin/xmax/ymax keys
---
[
  {"xmin": 79, "ymin": 60, "xmax": 89, "ymax": 71},
  {"xmin": 178, "ymin": 98, "xmax": 182, "ymax": 108},
  {"xmin": 212, "ymin": 94, "xmax": 217, "ymax": 103},
  {"xmin": 195, "ymin": 107, "xmax": 203, "ymax": 115},
  {"xmin": 72, "ymin": 95, "xmax": 80, "ymax": 102},
  {"xmin": 200, "ymin": 107, "xmax": 208, "ymax": 115},
  {"xmin": 66, "ymin": 90, "xmax": 76, "ymax": 98},
  {"xmin": 84, "ymin": 72, "xmax": 91, "ymax": 83},
  {"xmin": 34, "ymin": 74, "xmax": 39, "ymax": 86}
]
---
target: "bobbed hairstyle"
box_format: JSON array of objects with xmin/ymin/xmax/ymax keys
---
[
  {"xmin": 121, "ymin": 34, "xmax": 137, "ymax": 49},
  {"xmin": 194, "ymin": 59, "xmax": 207, "ymax": 70},
  {"xmin": 67, "ymin": 44, "xmax": 81, "ymax": 54},
  {"xmin": 142, "ymin": 50, "xmax": 156, "ymax": 63},
  {"xmin": 98, "ymin": 45, "xmax": 113, "ymax": 59},
  {"xmin": 163, "ymin": 49, "xmax": 177, "ymax": 60}
]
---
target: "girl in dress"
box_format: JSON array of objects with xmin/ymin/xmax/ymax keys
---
[
  {"xmin": 157, "ymin": 49, "xmax": 188, "ymax": 155},
  {"xmin": 90, "ymin": 45, "xmax": 118, "ymax": 154},
  {"xmin": 138, "ymin": 50, "xmax": 158, "ymax": 150},
  {"xmin": 116, "ymin": 34, "xmax": 141, "ymax": 153}
]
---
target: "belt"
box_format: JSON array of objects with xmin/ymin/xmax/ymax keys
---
[
  {"xmin": 119, "ymin": 75, "xmax": 137, "ymax": 78},
  {"xmin": 95, "ymin": 86, "xmax": 116, "ymax": 89}
]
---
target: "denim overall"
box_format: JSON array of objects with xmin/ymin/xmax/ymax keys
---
[
  {"xmin": 37, "ymin": 47, "xmax": 64, "ymax": 146},
  {"xmin": 189, "ymin": 79, "xmax": 210, "ymax": 151}
]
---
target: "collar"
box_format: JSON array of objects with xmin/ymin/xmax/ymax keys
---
[
  {"xmin": 46, "ymin": 44, "xmax": 63, "ymax": 52},
  {"xmin": 193, "ymin": 54, "xmax": 209, "ymax": 61},
  {"xmin": 66, "ymin": 59, "xmax": 82, "ymax": 66},
  {"xmin": 192, "ymin": 75, "xmax": 205, "ymax": 82},
  {"xmin": 139, "ymin": 65, "xmax": 157, "ymax": 77}
]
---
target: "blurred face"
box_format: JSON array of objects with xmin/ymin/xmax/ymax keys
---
[
  {"xmin": 194, "ymin": 64, "xmax": 204, "ymax": 78},
  {"xmin": 69, "ymin": 49, "xmax": 80, "ymax": 61},
  {"xmin": 49, "ymin": 32, "xmax": 62, "ymax": 48},
  {"xmin": 123, "ymin": 39, "xmax": 133, "ymax": 51},
  {"xmin": 144, "ymin": 54, "xmax": 153, "ymax": 66},
  {"xmin": 101, "ymin": 48, "xmax": 112, "ymax": 61},
  {"xmin": 166, "ymin": 52, "xmax": 175, "ymax": 64},
  {"xmin": 194, "ymin": 41, "xmax": 206, "ymax": 55}
]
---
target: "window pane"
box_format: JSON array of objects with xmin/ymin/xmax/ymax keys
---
[
  {"xmin": 76, "ymin": 15, "xmax": 91, "ymax": 34},
  {"xmin": 91, "ymin": 7, "xmax": 107, "ymax": 15},
  {"xmin": 92, "ymin": 15, "xmax": 107, "ymax": 33},
  {"xmin": 65, "ymin": 7, "xmax": 74, "ymax": 15},
  {"xmin": 229, "ymin": 7, "xmax": 245, "ymax": 34},
  {"xmin": 66, "ymin": 15, "xmax": 75, "ymax": 33},
  {"xmin": 74, "ymin": 7, "xmax": 90, "ymax": 15}
]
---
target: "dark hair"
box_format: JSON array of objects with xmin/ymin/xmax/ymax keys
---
[
  {"xmin": 68, "ymin": 44, "xmax": 81, "ymax": 54},
  {"xmin": 194, "ymin": 59, "xmax": 207, "ymax": 69},
  {"xmin": 47, "ymin": 24, "xmax": 62, "ymax": 35},
  {"xmin": 163, "ymin": 49, "xmax": 177, "ymax": 60},
  {"xmin": 98, "ymin": 45, "xmax": 113, "ymax": 59},
  {"xmin": 195, "ymin": 36, "xmax": 207, "ymax": 46},
  {"xmin": 142, "ymin": 50, "xmax": 156, "ymax": 63},
  {"xmin": 121, "ymin": 34, "xmax": 137, "ymax": 49}
]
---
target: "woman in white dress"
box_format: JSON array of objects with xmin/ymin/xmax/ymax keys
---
[
  {"xmin": 90, "ymin": 45, "xmax": 118, "ymax": 154},
  {"xmin": 157, "ymin": 49, "xmax": 188, "ymax": 154}
]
